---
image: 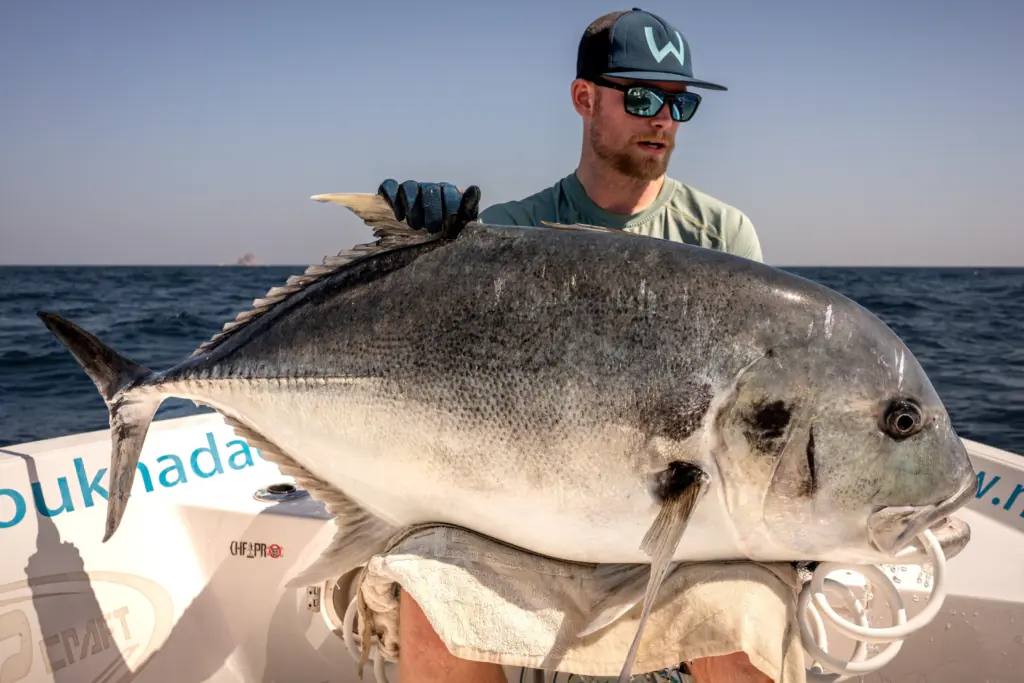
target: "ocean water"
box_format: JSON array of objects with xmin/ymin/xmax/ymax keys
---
[{"xmin": 1, "ymin": 266, "xmax": 1022, "ymax": 455}]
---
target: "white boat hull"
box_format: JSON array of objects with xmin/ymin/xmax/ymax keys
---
[{"xmin": 1, "ymin": 413, "xmax": 1021, "ymax": 683}]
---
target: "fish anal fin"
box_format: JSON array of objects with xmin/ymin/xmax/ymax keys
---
[
  {"xmin": 285, "ymin": 501, "xmax": 396, "ymax": 588},
  {"xmin": 615, "ymin": 461, "xmax": 710, "ymax": 683},
  {"xmin": 220, "ymin": 416, "xmax": 396, "ymax": 587}
]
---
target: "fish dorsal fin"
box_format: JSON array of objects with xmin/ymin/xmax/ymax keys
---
[
  {"xmin": 190, "ymin": 187, "xmax": 480, "ymax": 358},
  {"xmin": 317, "ymin": 185, "xmax": 481, "ymax": 243},
  {"xmin": 313, "ymin": 192, "xmax": 438, "ymax": 246}
]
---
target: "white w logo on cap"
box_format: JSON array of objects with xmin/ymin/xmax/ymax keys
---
[{"xmin": 644, "ymin": 26, "xmax": 686, "ymax": 66}]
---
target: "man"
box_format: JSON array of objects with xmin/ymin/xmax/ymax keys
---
[
  {"xmin": 375, "ymin": 8, "xmax": 772, "ymax": 683},
  {"xmin": 377, "ymin": 8, "xmax": 762, "ymax": 264}
]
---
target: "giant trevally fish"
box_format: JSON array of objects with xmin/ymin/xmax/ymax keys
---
[{"xmin": 38, "ymin": 186, "xmax": 977, "ymax": 682}]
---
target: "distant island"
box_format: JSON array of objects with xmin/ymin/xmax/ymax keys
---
[{"xmin": 232, "ymin": 253, "xmax": 261, "ymax": 266}]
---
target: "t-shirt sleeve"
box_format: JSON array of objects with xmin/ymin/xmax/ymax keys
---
[
  {"xmin": 478, "ymin": 202, "xmax": 523, "ymax": 226},
  {"xmin": 477, "ymin": 202, "xmax": 516, "ymax": 224},
  {"xmin": 729, "ymin": 212, "xmax": 764, "ymax": 263}
]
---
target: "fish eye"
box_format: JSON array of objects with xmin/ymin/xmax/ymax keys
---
[{"xmin": 882, "ymin": 399, "xmax": 923, "ymax": 439}]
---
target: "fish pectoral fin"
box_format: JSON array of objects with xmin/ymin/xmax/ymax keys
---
[
  {"xmin": 615, "ymin": 461, "xmax": 710, "ymax": 683},
  {"xmin": 221, "ymin": 417, "xmax": 398, "ymax": 587},
  {"xmin": 579, "ymin": 562, "xmax": 681, "ymax": 638}
]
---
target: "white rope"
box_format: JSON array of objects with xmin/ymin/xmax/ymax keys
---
[
  {"xmin": 336, "ymin": 529, "xmax": 947, "ymax": 683},
  {"xmin": 799, "ymin": 528, "xmax": 948, "ymax": 681},
  {"xmin": 342, "ymin": 596, "xmax": 391, "ymax": 683}
]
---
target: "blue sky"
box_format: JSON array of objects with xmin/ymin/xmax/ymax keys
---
[{"xmin": 1, "ymin": 0, "xmax": 1021, "ymax": 266}]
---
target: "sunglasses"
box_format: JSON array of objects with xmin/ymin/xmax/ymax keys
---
[{"xmin": 590, "ymin": 76, "xmax": 702, "ymax": 122}]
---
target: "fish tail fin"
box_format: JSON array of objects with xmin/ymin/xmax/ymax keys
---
[{"xmin": 37, "ymin": 311, "xmax": 164, "ymax": 542}]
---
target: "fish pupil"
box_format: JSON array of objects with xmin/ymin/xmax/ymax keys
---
[{"xmin": 883, "ymin": 399, "xmax": 923, "ymax": 439}]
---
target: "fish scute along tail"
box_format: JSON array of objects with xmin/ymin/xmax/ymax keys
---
[{"xmin": 37, "ymin": 312, "xmax": 164, "ymax": 542}]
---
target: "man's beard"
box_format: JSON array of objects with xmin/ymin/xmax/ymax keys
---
[{"xmin": 589, "ymin": 111, "xmax": 674, "ymax": 181}]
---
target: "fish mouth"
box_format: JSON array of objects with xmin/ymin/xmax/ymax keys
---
[
  {"xmin": 897, "ymin": 514, "xmax": 972, "ymax": 561},
  {"xmin": 867, "ymin": 473, "xmax": 978, "ymax": 561}
]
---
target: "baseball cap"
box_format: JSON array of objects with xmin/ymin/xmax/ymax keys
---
[{"xmin": 576, "ymin": 8, "xmax": 727, "ymax": 91}]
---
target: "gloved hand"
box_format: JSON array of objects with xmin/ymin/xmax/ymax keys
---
[{"xmin": 377, "ymin": 179, "xmax": 479, "ymax": 235}]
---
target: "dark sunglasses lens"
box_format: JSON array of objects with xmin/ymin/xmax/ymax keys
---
[
  {"xmin": 623, "ymin": 86, "xmax": 700, "ymax": 122},
  {"xmin": 624, "ymin": 87, "xmax": 664, "ymax": 117},
  {"xmin": 671, "ymin": 93, "xmax": 700, "ymax": 122}
]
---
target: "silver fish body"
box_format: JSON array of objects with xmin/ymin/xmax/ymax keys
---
[{"xmin": 39, "ymin": 193, "xmax": 977, "ymax": 586}]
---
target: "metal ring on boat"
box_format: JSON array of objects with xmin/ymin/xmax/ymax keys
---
[{"xmin": 799, "ymin": 528, "xmax": 948, "ymax": 681}]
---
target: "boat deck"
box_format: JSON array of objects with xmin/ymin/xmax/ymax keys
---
[{"xmin": 1, "ymin": 414, "xmax": 1021, "ymax": 683}]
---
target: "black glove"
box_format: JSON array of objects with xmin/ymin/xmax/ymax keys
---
[{"xmin": 377, "ymin": 179, "xmax": 478, "ymax": 235}]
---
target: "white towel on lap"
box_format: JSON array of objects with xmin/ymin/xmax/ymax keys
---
[{"xmin": 353, "ymin": 524, "xmax": 808, "ymax": 683}]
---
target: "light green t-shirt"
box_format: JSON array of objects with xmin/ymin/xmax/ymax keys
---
[{"xmin": 478, "ymin": 171, "xmax": 763, "ymax": 263}]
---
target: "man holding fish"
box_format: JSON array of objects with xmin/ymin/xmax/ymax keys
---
[
  {"xmin": 38, "ymin": 7, "xmax": 978, "ymax": 683},
  {"xmin": 377, "ymin": 8, "xmax": 771, "ymax": 683}
]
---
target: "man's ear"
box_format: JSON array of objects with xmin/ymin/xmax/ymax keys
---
[{"xmin": 571, "ymin": 78, "xmax": 597, "ymax": 118}]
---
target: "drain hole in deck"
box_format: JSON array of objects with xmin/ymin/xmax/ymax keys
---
[{"xmin": 253, "ymin": 482, "xmax": 308, "ymax": 503}]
